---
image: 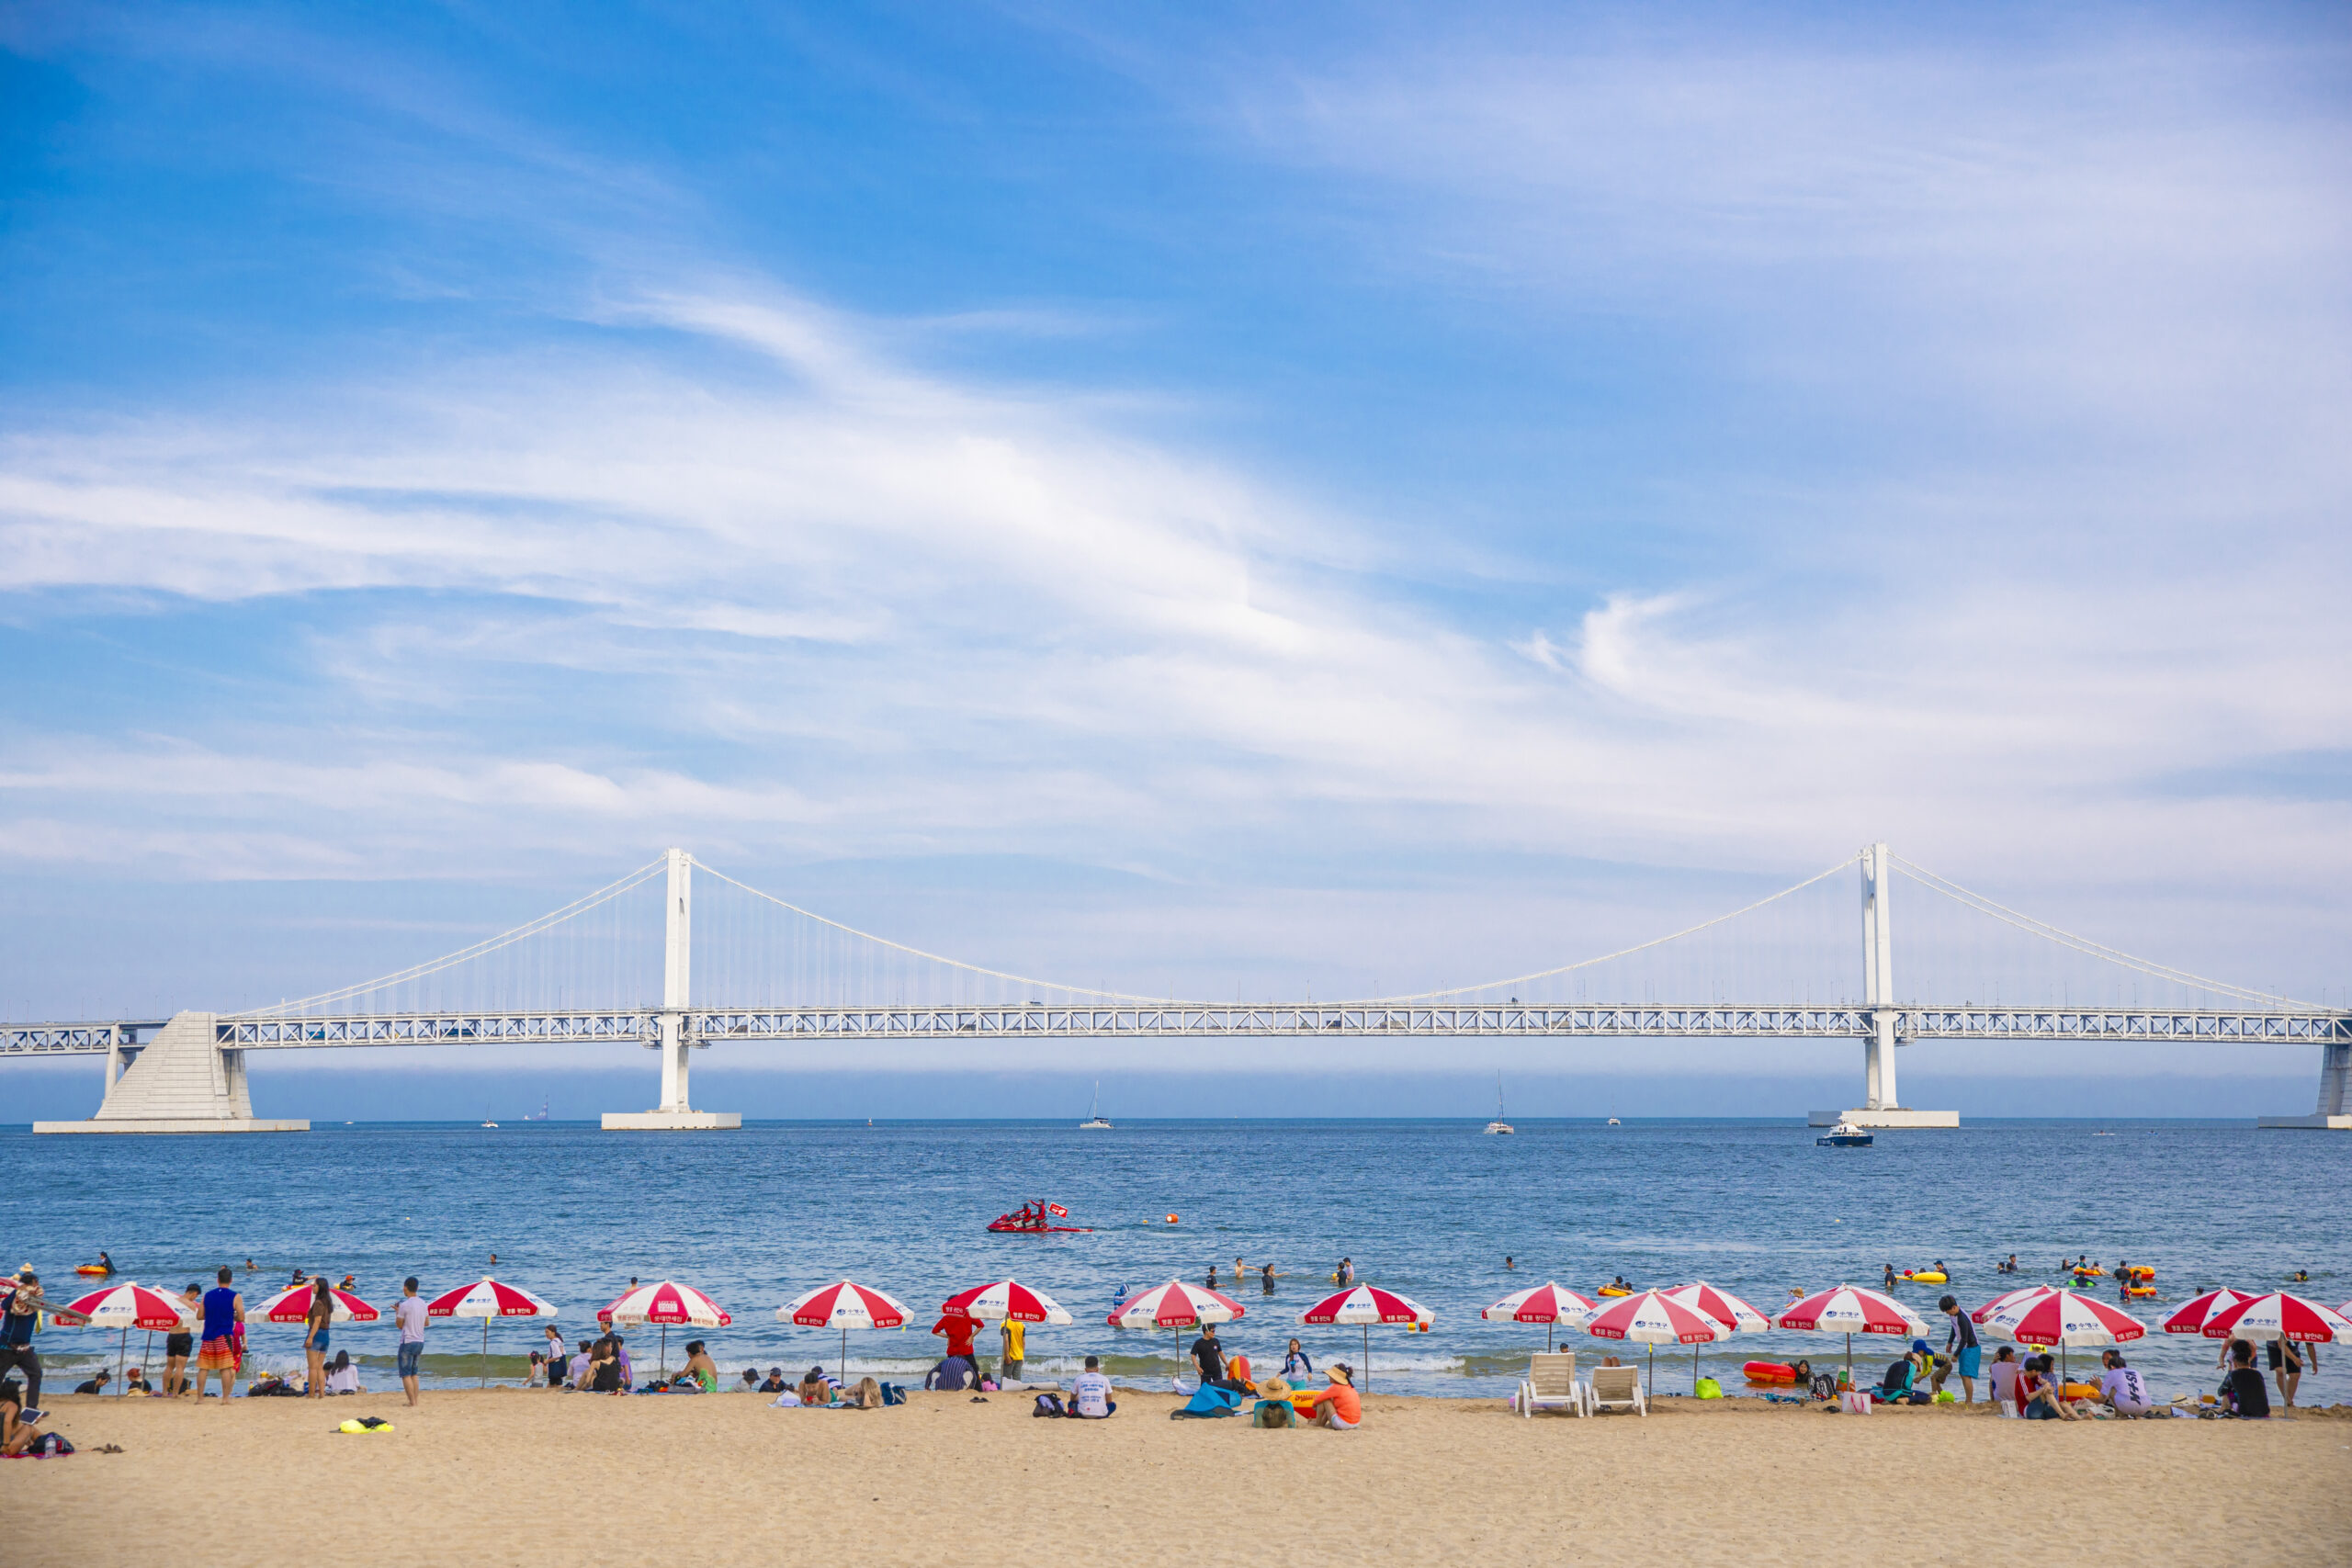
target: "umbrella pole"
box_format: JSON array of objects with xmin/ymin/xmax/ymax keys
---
[
  {"xmin": 141, "ymin": 1329, "xmax": 153, "ymax": 1397},
  {"xmin": 840, "ymin": 1325, "xmax": 846, "ymax": 1387},
  {"xmin": 1363, "ymin": 1325, "xmax": 1370, "ymax": 1394},
  {"xmin": 481, "ymin": 1318, "xmax": 489, "ymax": 1389},
  {"xmin": 660, "ymin": 1324, "xmax": 668, "ymax": 1380},
  {"xmin": 117, "ymin": 1327, "xmax": 128, "ymax": 1396}
]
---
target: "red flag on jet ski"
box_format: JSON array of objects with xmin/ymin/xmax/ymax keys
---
[{"xmin": 1046, "ymin": 1203, "xmax": 1068, "ymax": 1217}]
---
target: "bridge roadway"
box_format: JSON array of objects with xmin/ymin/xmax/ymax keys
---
[{"xmin": 6, "ymin": 1003, "xmax": 2347, "ymax": 1054}]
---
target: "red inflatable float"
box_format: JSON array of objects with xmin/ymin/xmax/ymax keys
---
[{"xmin": 1742, "ymin": 1360, "xmax": 1799, "ymax": 1384}]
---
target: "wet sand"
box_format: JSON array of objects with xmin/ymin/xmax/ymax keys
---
[{"xmin": 8, "ymin": 1388, "xmax": 2349, "ymax": 1566}]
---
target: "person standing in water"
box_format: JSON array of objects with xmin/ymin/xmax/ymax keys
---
[{"xmin": 1260, "ymin": 1263, "xmax": 1276, "ymax": 1296}]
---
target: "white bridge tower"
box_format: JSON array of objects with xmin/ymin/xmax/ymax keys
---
[
  {"xmin": 1810, "ymin": 842, "xmax": 1959, "ymax": 1130},
  {"xmin": 603, "ymin": 848, "xmax": 741, "ymax": 1131}
]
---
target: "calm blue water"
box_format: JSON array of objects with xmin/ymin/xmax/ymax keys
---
[{"xmin": 6, "ymin": 1119, "xmax": 2345, "ymax": 1404}]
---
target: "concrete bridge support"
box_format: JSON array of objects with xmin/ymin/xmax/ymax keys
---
[
  {"xmin": 1811, "ymin": 842, "xmax": 1958, "ymax": 1130},
  {"xmin": 605, "ymin": 847, "xmax": 739, "ymax": 1130},
  {"xmin": 34, "ymin": 1012, "xmax": 308, "ymax": 1134},
  {"xmin": 2258, "ymin": 1036, "xmax": 2352, "ymax": 1129}
]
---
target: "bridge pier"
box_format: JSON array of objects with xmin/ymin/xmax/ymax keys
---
[
  {"xmin": 604, "ymin": 847, "xmax": 739, "ymax": 1131},
  {"xmin": 2257, "ymin": 1036, "xmax": 2352, "ymax": 1129},
  {"xmin": 1810, "ymin": 842, "xmax": 1957, "ymax": 1130},
  {"xmin": 34, "ymin": 1011, "xmax": 308, "ymax": 1134}
]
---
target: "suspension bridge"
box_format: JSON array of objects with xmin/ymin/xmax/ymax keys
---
[{"xmin": 9, "ymin": 844, "xmax": 2347, "ymax": 1133}]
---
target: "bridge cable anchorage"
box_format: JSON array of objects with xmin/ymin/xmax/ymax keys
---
[
  {"xmin": 1888, "ymin": 856, "xmax": 2318, "ymax": 1011},
  {"xmin": 1360, "ymin": 850, "xmax": 1864, "ymax": 1004},
  {"xmin": 685, "ymin": 856, "xmax": 1178, "ymax": 1004},
  {"xmin": 224, "ymin": 855, "xmax": 672, "ymax": 1019}
]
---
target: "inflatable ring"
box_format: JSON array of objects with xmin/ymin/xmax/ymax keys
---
[
  {"xmin": 1596, "ymin": 1286, "xmax": 1632, "ymax": 1297},
  {"xmin": 1899, "ymin": 1271, "xmax": 1948, "ymax": 1283},
  {"xmin": 1742, "ymin": 1360, "xmax": 1798, "ymax": 1384},
  {"xmin": 74, "ymin": 1265, "xmax": 109, "ymax": 1276}
]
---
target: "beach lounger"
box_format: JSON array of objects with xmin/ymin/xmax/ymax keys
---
[
  {"xmin": 1518, "ymin": 1352, "xmax": 1585, "ymax": 1417},
  {"xmin": 1586, "ymin": 1365, "xmax": 1645, "ymax": 1416}
]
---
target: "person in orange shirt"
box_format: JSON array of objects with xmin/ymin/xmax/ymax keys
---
[{"xmin": 1308, "ymin": 1363, "xmax": 1361, "ymax": 1428}]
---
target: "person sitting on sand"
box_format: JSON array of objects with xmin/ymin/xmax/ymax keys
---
[
  {"xmin": 2, "ymin": 1382, "xmax": 40, "ymax": 1457},
  {"xmin": 122, "ymin": 1367, "xmax": 152, "ymax": 1395},
  {"xmin": 587, "ymin": 1337, "xmax": 622, "ymax": 1394},
  {"xmin": 1985, "ymin": 1346, "xmax": 2019, "ymax": 1409},
  {"xmin": 738, "ymin": 1367, "xmax": 760, "ymax": 1391},
  {"xmin": 798, "ymin": 1366, "xmax": 832, "ymax": 1405},
  {"xmin": 2019, "ymin": 1355, "xmax": 2074, "ymax": 1420},
  {"xmin": 73, "ymin": 1368, "xmax": 112, "ymax": 1395},
  {"xmin": 2098, "ymin": 1349, "xmax": 2149, "ymax": 1417},
  {"xmin": 2221, "ymin": 1340, "xmax": 2270, "ymax": 1418},
  {"xmin": 324, "ymin": 1349, "xmax": 360, "ymax": 1394},
  {"xmin": 1071, "ymin": 1355, "xmax": 1115, "ymax": 1418},
  {"xmin": 1308, "ymin": 1363, "xmax": 1362, "ymax": 1429},
  {"xmin": 760, "ymin": 1367, "xmax": 786, "ymax": 1393},
  {"xmin": 680, "ymin": 1340, "xmax": 720, "ymax": 1393}
]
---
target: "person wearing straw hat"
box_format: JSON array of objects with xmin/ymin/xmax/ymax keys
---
[{"xmin": 1306, "ymin": 1362, "xmax": 1360, "ymax": 1428}]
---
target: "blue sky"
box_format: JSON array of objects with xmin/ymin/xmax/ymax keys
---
[{"xmin": 3, "ymin": 3, "xmax": 2348, "ymax": 1107}]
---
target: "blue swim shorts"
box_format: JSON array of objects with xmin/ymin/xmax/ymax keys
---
[
  {"xmin": 397, "ymin": 1342, "xmax": 423, "ymax": 1378},
  {"xmin": 1957, "ymin": 1345, "xmax": 1981, "ymax": 1379}
]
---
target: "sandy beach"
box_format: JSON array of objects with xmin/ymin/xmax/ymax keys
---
[{"xmin": 7, "ymin": 1388, "xmax": 2347, "ymax": 1566}]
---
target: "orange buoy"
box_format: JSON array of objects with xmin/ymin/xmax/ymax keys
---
[{"xmin": 1165, "ymin": 1214, "xmax": 1179, "ymax": 1224}]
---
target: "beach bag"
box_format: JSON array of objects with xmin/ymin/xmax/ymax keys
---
[
  {"xmin": 1808, "ymin": 1372, "xmax": 1838, "ymax": 1401},
  {"xmin": 1032, "ymin": 1393, "xmax": 1066, "ymax": 1418},
  {"xmin": 1252, "ymin": 1398, "xmax": 1296, "ymax": 1427},
  {"xmin": 879, "ymin": 1382, "xmax": 906, "ymax": 1406},
  {"xmin": 1693, "ymin": 1378, "xmax": 1723, "ymax": 1400},
  {"xmin": 336, "ymin": 1417, "xmax": 393, "ymax": 1435},
  {"xmin": 1838, "ymin": 1390, "xmax": 1871, "ymax": 1416},
  {"xmin": 28, "ymin": 1432, "xmax": 73, "ymax": 1457}
]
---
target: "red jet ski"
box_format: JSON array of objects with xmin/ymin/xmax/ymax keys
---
[{"xmin": 987, "ymin": 1200, "xmax": 1092, "ymax": 1235}]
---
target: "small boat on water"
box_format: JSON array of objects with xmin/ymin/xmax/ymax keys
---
[
  {"xmin": 1484, "ymin": 1072, "xmax": 1514, "ymax": 1135},
  {"xmin": 1605, "ymin": 1117, "xmax": 1621, "ymax": 1126},
  {"xmin": 1080, "ymin": 1080, "xmax": 1112, "ymax": 1131},
  {"xmin": 1816, "ymin": 1120, "xmax": 1872, "ymax": 1148}
]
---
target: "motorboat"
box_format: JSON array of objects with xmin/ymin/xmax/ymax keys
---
[
  {"xmin": 1815, "ymin": 1120, "xmax": 1872, "ymax": 1148},
  {"xmin": 1484, "ymin": 1071, "xmax": 1514, "ymax": 1134},
  {"xmin": 1080, "ymin": 1080, "xmax": 1113, "ymax": 1130}
]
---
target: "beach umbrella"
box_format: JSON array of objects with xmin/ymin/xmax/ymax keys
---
[
  {"xmin": 1480, "ymin": 1281, "xmax": 1596, "ymax": 1350},
  {"xmin": 424, "ymin": 1278, "xmax": 560, "ymax": 1388},
  {"xmin": 253, "ymin": 1283, "xmax": 380, "ymax": 1324},
  {"xmin": 1984, "ymin": 1288, "xmax": 2146, "ymax": 1383},
  {"xmin": 1108, "ymin": 1280, "xmax": 1246, "ymax": 1389},
  {"xmin": 1775, "ymin": 1285, "xmax": 1928, "ymax": 1383},
  {"xmin": 781, "ymin": 1280, "xmax": 911, "ymax": 1384},
  {"xmin": 939, "ymin": 1280, "xmax": 1074, "ymax": 1325},
  {"xmin": 2161, "ymin": 1287, "xmax": 2252, "ymax": 1337},
  {"xmin": 2200, "ymin": 1291, "xmax": 2352, "ymax": 1347},
  {"xmin": 1585, "ymin": 1288, "xmax": 1732, "ymax": 1399},
  {"xmin": 603, "ymin": 1280, "xmax": 730, "ymax": 1377},
  {"xmin": 1971, "ymin": 1285, "xmax": 2055, "ymax": 1325},
  {"xmin": 1661, "ymin": 1282, "xmax": 1770, "ymax": 1392},
  {"xmin": 1299, "ymin": 1284, "xmax": 1434, "ymax": 1394},
  {"xmin": 60, "ymin": 1281, "xmax": 189, "ymax": 1396}
]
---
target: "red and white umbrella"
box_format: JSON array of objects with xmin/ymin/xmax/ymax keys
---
[
  {"xmin": 254, "ymin": 1282, "xmax": 380, "ymax": 1324},
  {"xmin": 1972, "ymin": 1285, "xmax": 2054, "ymax": 1325},
  {"xmin": 939, "ymin": 1279, "xmax": 1073, "ymax": 1325},
  {"xmin": 782, "ymin": 1280, "xmax": 913, "ymax": 1382},
  {"xmin": 424, "ymin": 1278, "xmax": 560, "ymax": 1388},
  {"xmin": 1107, "ymin": 1280, "xmax": 1246, "ymax": 1328},
  {"xmin": 1660, "ymin": 1281, "xmax": 1770, "ymax": 1393},
  {"xmin": 599, "ymin": 1280, "xmax": 730, "ymax": 1379},
  {"xmin": 1985, "ymin": 1288, "xmax": 2147, "ymax": 1383},
  {"xmin": 2201, "ymin": 1291, "xmax": 2352, "ymax": 1346},
  {"xmin": 2161, "ymin": 1287, "xmax": 2254, "ymax": 1337},
  {"xmin": 1480, "ymin": 1281, "xmax": 1596, "ymax": 1349},
  {"xmin": 1775, "ymin": 1285, "xmax": 1928, "ymax": 1381},
  {"xmin": 60, "ymin": 1281, "xmax": 193, "ymax": 1396},
  {"xmin": 1300, "ymin": 1285, "xmax": 1434, "ymax": 1393},
  {"xmin": 1109, "ymin": 1280, "xmax": 1246, "ymax": 1390},
  {"xmin": 1586, "ymin": 1289, "xmax": 1733, "ymax": 1397}
]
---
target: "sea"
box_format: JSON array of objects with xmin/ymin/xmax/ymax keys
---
[{"xmin": 6, "ymin": 1118, "xmax": 2345, "ymax": 1404}]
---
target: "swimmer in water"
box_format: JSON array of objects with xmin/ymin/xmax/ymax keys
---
[
  {"xmin": 1504, "ymin": 1256, "xmax": 1515, "ymax": 1271},
  {"xmin": 243, "ymin": 1258, "xmax": 257, "ymax": 1272},
  {"xmin": 1260, "ymin": 1263, "xmax": 1276, "ymax": 1296},
  {"xmin": 489, "ymin": 1253, "xmax": 498, "ymax": 1267},
  {"xmin": 338, "ymin": 1274, "xmax": 356, "ymax": 1290},
  {"xmin": 1883, "ymin": 1263, "xmax": 1897, "ymax": 1292},
  {"xmin": 96, "ymin": 1251, "xmax": 114, "ymax": 1274}
]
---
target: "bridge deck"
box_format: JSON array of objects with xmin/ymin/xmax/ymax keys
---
[{"xmin": 5, "ymin": 1005, "xmax": 2346, "ymax": 1054}]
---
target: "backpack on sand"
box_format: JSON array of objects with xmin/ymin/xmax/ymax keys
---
[{"xmin": 1032, "ymin": 1393, "xmax": 1066, "ymax": 1418}]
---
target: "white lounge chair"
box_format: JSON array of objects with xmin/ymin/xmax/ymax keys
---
[
  {"xmin": 1587, "ymin": 1363, "xmax": 1646, "ymax": 1416},
  {"xmin": 1518, "ymin": 1352, "xmax": 1584, "ymax": 1417}
]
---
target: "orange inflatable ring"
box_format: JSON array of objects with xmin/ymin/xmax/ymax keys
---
[
  {"xmin": 1742, "ymin": 1361, "xmax": 1798, "ymax": 1384},
  {"xmin": 75, "ymin": 1266, "xmax": 109, "ymax": 1276}
]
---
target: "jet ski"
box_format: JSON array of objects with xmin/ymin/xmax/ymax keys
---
[{"xmin": 986, "ymin": 1200, "xmax": 1093, "ymax": 1235}]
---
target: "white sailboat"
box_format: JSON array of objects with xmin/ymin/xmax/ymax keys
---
[
  {"xmin": 1484, "ymin": 1072, "xmax": 1514, "ymax": 1134},
  {"xmin": 1080, "ymin": 1080, "xmax": 1113, "ymax": 1130}
]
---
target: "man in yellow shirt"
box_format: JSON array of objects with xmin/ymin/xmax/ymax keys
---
[{"xmin": 1001, "ymin": 1319, "xmax": 1025, "ymax": 1384}]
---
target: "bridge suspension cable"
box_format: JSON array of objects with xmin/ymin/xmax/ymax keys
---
[
  {"xmin": 1365, "ymin": 851, "xmax": 1864, "ymax": 1003},
  {"xmin": 1890, "ymin": 855, "xmax": 2312, "ymax": 1010},
  {"xmin": 227, "ymin": 855, "xmax": 671, "ymax": 1019}
]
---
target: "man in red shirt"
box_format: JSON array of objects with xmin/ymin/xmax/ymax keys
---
[{"xmin": 932, "ymin": 1312, "xmax": 981, "ymax": 1387}]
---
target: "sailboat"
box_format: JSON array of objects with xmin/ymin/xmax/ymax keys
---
[
  {"xmin": 1080, "ymin": 1081, "xmax": 1113, "ymax": 1130},
  {"xmin": 1484, "ymin": 1072, "xmax": 1514, "ymax": 1134}
]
